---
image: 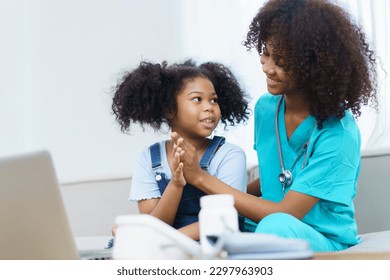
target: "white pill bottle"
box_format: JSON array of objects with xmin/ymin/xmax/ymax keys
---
[{"xmin": 199, "ymin": 194, "xmax": 239, "ymax": 255}]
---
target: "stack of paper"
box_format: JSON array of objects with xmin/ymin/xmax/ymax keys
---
[{"xmin": 208, "ymin": 232, "xmax": 313, "ymax": 260}]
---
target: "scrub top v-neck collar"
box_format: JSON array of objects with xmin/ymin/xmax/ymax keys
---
[{"xmin": 278, "ymin": 97, "xmax": 316, "ymax": 155}]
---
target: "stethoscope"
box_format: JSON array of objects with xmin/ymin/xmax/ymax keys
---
[{"xmin": 275, "ymin": 95, "xmax": 314, "ymax": 194}]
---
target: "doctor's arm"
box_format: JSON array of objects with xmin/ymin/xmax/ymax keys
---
[
  {"xmin": 171, "ymin": 132, "xmax": 318, "ymax": 223},
  {"xmin": 247, "ymin": 178, "xmax": 261, "ymax": 197}
]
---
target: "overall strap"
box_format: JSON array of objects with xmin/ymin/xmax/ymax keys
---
[
  {"xmin": 199, "ymin": 136, "xmax": 226, "ymax": 171},
  {"xmin": 150, "ymin": 142, "xmax": 162, "ymax": 168},
  {"xmin": 149, "ymin": 142, "xmax": 164, "ymax": 182}
]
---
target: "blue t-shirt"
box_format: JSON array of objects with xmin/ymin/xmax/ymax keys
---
[
  {"xmin": 130, "ymin": 139, "xmax": 247, "ymax": 201},
  {"xmin": 246, "ymin": 93, "xmax": 361, "ymax": 246}
]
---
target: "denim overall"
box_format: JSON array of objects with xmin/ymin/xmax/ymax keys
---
[{"xmin": 150, "ymin": 136, "xmax": 228, "ymax": 229}]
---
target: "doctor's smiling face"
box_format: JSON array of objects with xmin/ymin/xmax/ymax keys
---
[{"xmin": 260, "ymin": 41, "xmax": 297, "ymax": 96}]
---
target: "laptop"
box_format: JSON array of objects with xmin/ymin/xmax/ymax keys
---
[{"xmin": 0, "ymin": 150, "xmax": 112, "ymax": 260}]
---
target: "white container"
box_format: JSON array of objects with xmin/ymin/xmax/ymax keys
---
[
  {"xmin": 199, "ymin": 194, "xmax": 239, "ymax": 255},
  {"xmin": 112, "ymin": 214, "xmax": 200, "ymax": 260}
]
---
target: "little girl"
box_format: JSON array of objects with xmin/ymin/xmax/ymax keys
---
[{"xmin": 111, "ymin": 59, "xmax": 250, "ymax": 240}]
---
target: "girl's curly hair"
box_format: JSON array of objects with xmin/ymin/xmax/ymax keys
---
[
  {"xmin": 112, "ymin": 60, "xmax": 250, "ymax": 132},
  {"xmin": 243, "ymin": 0, "xmax": 378, "ymax": 128}
]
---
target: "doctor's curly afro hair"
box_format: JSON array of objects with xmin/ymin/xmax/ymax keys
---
[{"xmin": 243, "ymin": 0, "xmax": 378, "ymax": 128}]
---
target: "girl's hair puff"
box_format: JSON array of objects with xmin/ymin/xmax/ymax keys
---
[{"xmin": 112, "ymin": 59, "xmax": 250, "ymax": 132}]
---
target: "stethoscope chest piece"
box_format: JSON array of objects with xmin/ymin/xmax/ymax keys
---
[{"xmin": 278, "ymin": 169, "xmax": 293, "ymax": 188}]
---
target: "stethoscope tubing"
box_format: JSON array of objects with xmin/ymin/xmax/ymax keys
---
[{"xmin": 274, "ymin": 95, "xmax": 315, "ymax": 193}]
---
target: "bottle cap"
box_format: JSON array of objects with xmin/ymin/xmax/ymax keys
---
[{"xmin": 200, "ymin": 194, "xmax": 234, "ymax": 208}]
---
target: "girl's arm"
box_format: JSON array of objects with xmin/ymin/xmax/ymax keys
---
[
  {"xmin": 172, "ymin": 132, "xmax": 318, "ymax": 223},
  {"xmin": 138, "ymin": 150, "xmax": 186, "ymax": 227},
  {"xmin": 178, "ymin": 222, "xmax": 200, "ymax": 241}
]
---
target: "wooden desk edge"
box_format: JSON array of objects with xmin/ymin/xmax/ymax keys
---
[{"xmin": 313, "ymin": 251, "xmax": 390, "ymax": 260}]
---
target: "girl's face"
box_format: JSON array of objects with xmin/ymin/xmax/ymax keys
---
[
  {"xmin": 260, "ymin": 41, "xmax": 297, "ymax": 95},
  {"xmin": 170, "ymin": 77, "xmax": 221, "ymax": 139}
]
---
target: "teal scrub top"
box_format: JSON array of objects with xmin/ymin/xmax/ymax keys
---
[{"xmin": 246, "ymin": 93, "xmax": 361, "ymax": 247}]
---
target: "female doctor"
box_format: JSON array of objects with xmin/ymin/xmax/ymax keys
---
[{"xmin": 171, "ymin": 0, "xmax": 378, "ymax": 252}]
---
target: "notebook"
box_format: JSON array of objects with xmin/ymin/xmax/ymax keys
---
[{"xmin": 0, "ymin": 150, "xmax": 112, "ymax": 260}]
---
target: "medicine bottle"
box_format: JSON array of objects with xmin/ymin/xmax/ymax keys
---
[{"xmin": 199, "ymin": 194, "xmax": 239, "ymax": 255}]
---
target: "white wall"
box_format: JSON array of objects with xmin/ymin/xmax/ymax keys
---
[
  {"xmin": 0, "ymin": 1, "xmax": 27, "ymax": 156},
  {"xmin": 1, "ymin": 0, "xmax": 189, "ymax": 182}
]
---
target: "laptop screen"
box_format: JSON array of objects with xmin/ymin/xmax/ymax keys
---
[{"xmin": 0, "ymin": 151, "xmax": 79, "ymax": 260}]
